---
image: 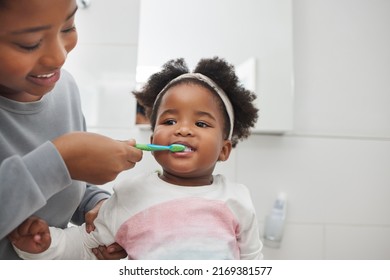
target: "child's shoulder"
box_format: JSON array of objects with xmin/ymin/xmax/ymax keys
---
[
  {"xmin": 213, "ymin": 174, "xmax": 254, "ymax": 202},
  {"xmin": 112, "ymin": 171, "xmax": 159, "ymax": 193},
  {"xmin": 213, "ymin": 174, "xmax": 257, "ymax": 216},
  {"xmin": 214, "ymin": 174, "xmax": 251, "ymax": 192}
]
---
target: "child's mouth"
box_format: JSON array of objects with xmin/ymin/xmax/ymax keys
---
[{"xmin": 183, "ymin": 146, "xmax": 194, "ymax": 152}]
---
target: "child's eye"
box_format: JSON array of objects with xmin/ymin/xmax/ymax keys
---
[
  {"xmin": 196, "ymin": 121, "xmax": 209, "ymax": 128},
  {"xmin": 164, "ymin": 119, "xmax": 177, "ymax": 125}
]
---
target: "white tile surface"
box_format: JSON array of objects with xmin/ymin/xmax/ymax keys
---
[
  {"xmin": 238, "ymin": 135, "xmax": 329, "ymax": 224},
  {"xmin": 237, "ymin": 134, "xmax": 390, "ymax": 226},
  {"xmin": 325, "ymin": 225, "xmax": 390, "ymax": 260},
  {"xmin": 261, "ymin": 223, "xmax": 324, "ymax": 260}
]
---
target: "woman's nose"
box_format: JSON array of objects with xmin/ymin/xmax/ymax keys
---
[{"xmin": 40, "ymin": 39, "xmax": 67, "ymax": 69}]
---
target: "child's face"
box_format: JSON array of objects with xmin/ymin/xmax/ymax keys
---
[
  {"xmin": 152, "ymin": 83, "xmax": 232, "ymax": 186},
  {"xmin": 0, "ymin": 0, "xmax": 78, "ymax": 102}
]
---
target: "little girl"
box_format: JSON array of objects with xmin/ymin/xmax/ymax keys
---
[{"xmin": 11, "ymin": 57, "xmax": 262, "ymax": 259}]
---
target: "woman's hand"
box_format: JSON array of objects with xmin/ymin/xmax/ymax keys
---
[
  {"xmin": 92, "ymin": 243, "xmax": 127, "ymax": 260},
  {"xmin": 53, "ymin": 132, "xmax": 143, "ymax": 185}
]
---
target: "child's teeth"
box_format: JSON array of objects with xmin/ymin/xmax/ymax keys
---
[{"xmin": 184, "ymin": 147, "xmax": 193, "ymax": 152}]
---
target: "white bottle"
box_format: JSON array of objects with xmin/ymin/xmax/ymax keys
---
[{"xmin": 263, "ymin": 192, "xmax": 287, "ymax": 248}]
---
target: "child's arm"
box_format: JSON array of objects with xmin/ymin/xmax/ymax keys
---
[
  {"xmin": 11, "ymin": 196, "xmax": 120, "ymax": 260},
  {"xmin": 233, "ymin": 187, "xmax": 263, "ymax": 260},
  {"xmin": 12, "ymin": 190, "xmax": 122, "ymax": 260},
  {"xmin": 12, "ymin": 224, "xmax": 98, "ymax": 260},
  {"xmin": 8, "ymin": 216, "xmax": 51, "ymax": 254},
  {"xmin": 238, "ymin": 214, "xmax": 263, "ymax": 260}
]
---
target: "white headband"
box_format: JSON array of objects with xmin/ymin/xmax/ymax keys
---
[{"xmin": 153, "ymin": 73, "xmax": 234, "ymax": 140}]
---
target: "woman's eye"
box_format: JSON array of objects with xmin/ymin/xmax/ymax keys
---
[
  {"xmin": 17, "ymin": 42, "xmax": 41, "ymax": 51},
  {"xmin": 62, "ymin": 26, "xmax": 76, "ymax": 33}
]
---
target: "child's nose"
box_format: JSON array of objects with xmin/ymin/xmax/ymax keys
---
[{"xmin": 175, "ymin": 125, "xmax": 193, "ymax": 136}]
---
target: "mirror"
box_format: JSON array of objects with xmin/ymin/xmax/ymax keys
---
[
  {"xmin": 64, "ymin": 0, "xmax": 293, "ymax": 134},
  {"xmin": 136, "ymin": 0, "xmax": 294, "ymax": 133}
]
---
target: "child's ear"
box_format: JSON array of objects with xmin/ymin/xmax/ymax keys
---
[{"xmin": 218, "ymin": 140, "xmax": 232, "ymax": 162}]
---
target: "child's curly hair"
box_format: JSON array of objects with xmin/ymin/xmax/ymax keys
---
[{"xmin": 133, "ymin": 57, "xmax": 258, "ymax": 148}]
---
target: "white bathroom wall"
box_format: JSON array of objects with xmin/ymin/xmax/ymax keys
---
[
  {"xmin": 251, "ymin": 0, "xmax": 390, "ymax": 259},
  {"xmin": 65, "ymin": 0, "xmax": 390, "ymax": 259}
]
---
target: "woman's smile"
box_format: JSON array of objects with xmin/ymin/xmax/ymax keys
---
[{"xmin": 27, "ymin": 70, "xmax": 60, "ymax": 87}]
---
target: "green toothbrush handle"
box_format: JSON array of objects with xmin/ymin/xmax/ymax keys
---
[
  {"xmin": 135, "ymin": 144, "xmax": 168, "ymax": 151},
  {"xmin": 135, "ymin": 143, "xmax": 186, "ymax": 152}
]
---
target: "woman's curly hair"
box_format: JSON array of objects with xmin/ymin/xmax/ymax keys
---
[{"xmin": 133, "ymin": 57, "xmax": 258, "ymax": 148}]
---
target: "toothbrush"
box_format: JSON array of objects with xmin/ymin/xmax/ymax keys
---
[{"xmin": 135, "ymin": 143, "xmax": 186, "ymax": 152}]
